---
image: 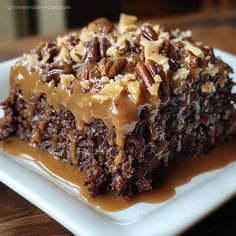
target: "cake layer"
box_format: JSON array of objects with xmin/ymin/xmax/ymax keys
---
[{"xmin": 0, "ymin": 14, "xmax": 236, "ymax": 198}]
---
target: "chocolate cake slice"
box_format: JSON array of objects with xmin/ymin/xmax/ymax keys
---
[{"xmin": 0, "ymin": 14, "xmax": 235, "ymax": 199}]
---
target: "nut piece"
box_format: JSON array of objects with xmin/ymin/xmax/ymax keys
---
[
  {"xmin": 92, "ymin": 94, "xmax": 110, "ymax": 103},
  {"xmin": 56, "ymin": 45, "xmax": 71, "ymax": 63},
  {"xmin": 100, "ymin": 76, "xmax": 110, "ymax": 84},
  {"xmin": 106, "ymin": 46, "xmax": 119, "ymax": 57},
  {"xmin": 85, "ymin": 37, "xmax": 99, "ymax": 62},
  {"xmin": 148, "ymin": 83, "xmax": 160, "ymax": 96},
  {"xmin": 173, "ymin": 68, "xmax": 190, "ymax": 80},
  {"xmin": 100, "ymin": 80, "xmax": 123, "ymax": 96},
  {"xmin": 201, "ymin": 82, "xmax": 216, "ymax": 93},
  {"xmin": 108, "ymin": 57, "xmax": 128, "ymax": 78},
  {"xmin": 141, "ymin": 25, "xmax": 158, "ymax": 41},
  {"xmin": 135, "ymin": 62, "xmax": 154, "ymax": 88},
  {"xmin": 70, "ymin": 42, "xmax": 85, "ymax": 62},
  {"xmin": 207, "ymin": 63, "xmax": 219, "ymax": 77},
  {"xmin": 127, "ymin": 80, "xmax": 141, "ymax": 103},
  {"xmin": 80, "ymin": 28, "xmax": 92, "ymax": 42},
  {"xmin": 89, "ymin": 18, "xmax": 114, "ymax": 34},
  {"xmin": 80, "ymin": 80, "xmax": 90, "ymax": 90},
  {"xmin": 60, "ymin": 74, "xmax": 75, "ymax": 89},
  {"xmin": 118, "ymin": 13, "xmax": 137, "ymax": 33},
  {"xmin": 184, "ymin": 43, "xmax": 204, "ymax": 58},
  {"xmin": 143, "ymin": 39, "xmax": 164, "ymax": 59},
  {"xmin": 99, "ymin": 37, "xmax": 110, "ymax": 58},
  {"xmin": 42, "ymin": 63, "xmax": 74, "ymax": 85},
  {"xmin": 100, "ymin": 58, "xmax": 113, "ymax": 76}
]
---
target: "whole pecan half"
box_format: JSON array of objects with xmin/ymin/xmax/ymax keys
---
[
  {"xmin": 42, "ymin": 63, "xmax": 74, "ymax": 85},
  {"xmin": 99, "ymin": 37, "xmax": 110, "ymax": 58},
  {"xmin": 89, "ymin": 18, "xmax": 114, "ymax": 34},
  {"xmin": 100, "ymin": 58, "xmax": 113, "ymax": 76},
  {"xmin": 108, "ymin": 57, "xmax": 127, "ymax": 77},
  {"xmin": 85, "ymin": 36, "xmax": 110, "ymax": 62},
  {"xmin": 85, "ymin": 37, "xmax": 99, "ymax": 63},
  {"xmin": 100, "ymin": 57, "xmax": 127, "ymax": 78},
  {"xmin": 136, "ymin": 60, "xmax": 170, "ymax": 102},
  {"xmin": 135, "ymin": 25, "xmax": 158, "ymax": 46},
  {"xmin": 135, "ymin": 62, "xmax": 154, "ymax": 88},
  {"xmin": 141, "ymin": 25, "xmax": 158, "ymax": 41}
]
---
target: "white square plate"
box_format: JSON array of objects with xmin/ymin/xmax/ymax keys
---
[{"xmin": 0, "ymin": 49, "xmax": 236, "ymax": 236}]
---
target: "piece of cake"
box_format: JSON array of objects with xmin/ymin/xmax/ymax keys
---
[{"xmin": 0, "ymin": 14, "xmax": 235, "ymax": 199}]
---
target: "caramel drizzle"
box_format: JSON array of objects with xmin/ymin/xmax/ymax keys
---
[
  {"xmin": 1, "ymin": 137, "xmax": 236, "ymax": 211},
  {"xmin": 10, "ymin": 65, "xmax": 158, "ymax": 163}
]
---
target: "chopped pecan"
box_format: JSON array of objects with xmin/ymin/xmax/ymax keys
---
[
  {"xmin": 161, "ymin": 42, "xmax": 180, "ymax": 71},
  {"xmin": 89, "ymin": 18, "xmax": 114, "ymax": 34},
  {"xmin": 42, "ymin": 63, "xmax": 74, "ymax": 85},
  {"xmin": 119, "ymin": 40, "xmax": 130, "ymax": 54},
  {"xmin": 85, "ymin": 37, "xmax": 99, "ymax": 63},
  {"xmin": 135, "ymin": 33, "xmax": 149, "ymax": 46},
  {"xmin": 140, "ymin": 49, "xmax": 145, "ymax": 61},
  {"xmin": 34, "ymin": 42, "xmax": 59, "ymax": 63},
  {"xmin": 160, "ymin": 41, "xmax": 170, "ymax": 57},
  {"xmin": 108, "ymin": 57, "xmax": 127, "ymax": 77},
  {"xmin": 88, "ymin": 68, "xmax": 101, "ymax": 81},
  {"xmin": 184, "ymin": 51, "xmax": 199, "ymax": 68},
  {"xmin": 99, "ymin": 37, "xmax": 110, "ymax": 58},
  {"xmin": 68, "ymin": 35, "xmax": 80, "ymax": 46},
  {"xmin": 161, "ymin": 42, "xmax": 179, "ymax": 59}
]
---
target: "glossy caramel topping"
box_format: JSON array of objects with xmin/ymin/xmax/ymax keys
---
[
  {"xmin": 1, "ymin": 137, "xmax": 236, "ymax": 211},
  {"xmin": 10, "ymin": 66, "xmax": 158, "ymax": 158}
]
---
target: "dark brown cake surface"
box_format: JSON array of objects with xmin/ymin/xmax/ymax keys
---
[{"xmin": 0, "ymin": 14, "xmax": 236, "ymax": 198}]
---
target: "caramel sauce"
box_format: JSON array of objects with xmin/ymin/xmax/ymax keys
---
[
  {"xmin": 10, "ymin": 65, "xmax": 158, "ymax": 164},
  {"xmin": 1, "ymin": 137, "xmax": 236, "ymax": 212}
]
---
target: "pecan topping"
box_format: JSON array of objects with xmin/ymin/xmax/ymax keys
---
[
  {"xmin": 99, "ymin": 37, "xmax": 110, "ymax": 58},
  {"xmin": 85, "ymin": 37, "xmax": 99, "ymax": 63},
  {"xmin": 42, "ymin": 63, "xmax": 74, "ymax": 85},
  {"xmin": 90, "ymin": 18, "xmax": 114, "ymax": 34},
  {"xmin": 108, "ymin": 57, "xmax": 128, "ymax": 77},
  {"xmin": 135, "ymin": 62, "xmax": 154, "ymax": 88}
]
